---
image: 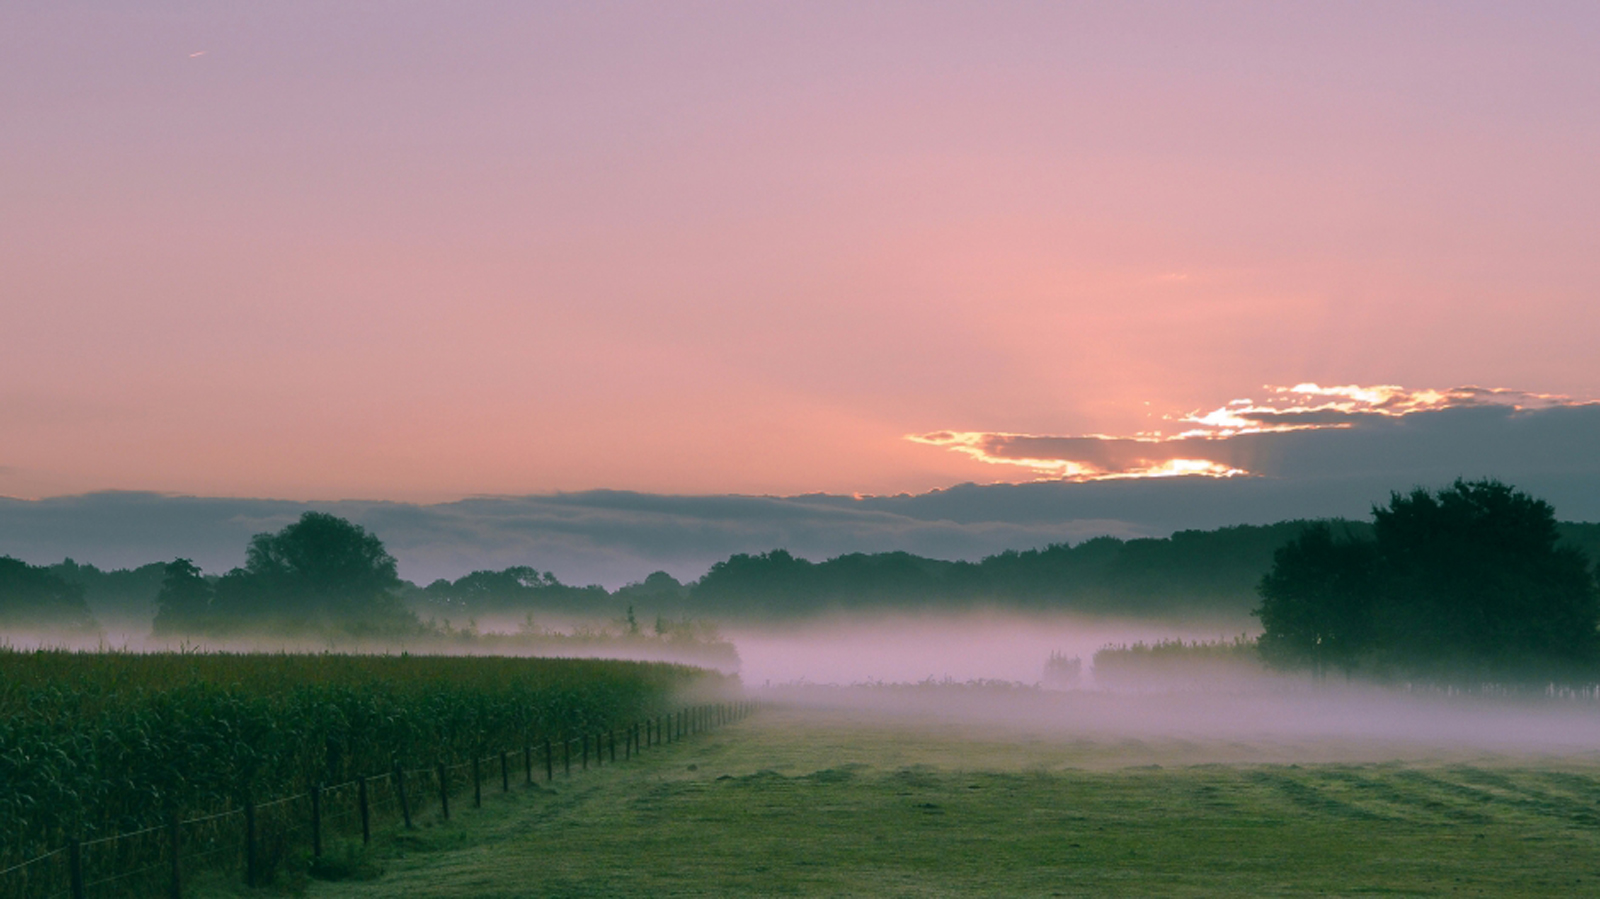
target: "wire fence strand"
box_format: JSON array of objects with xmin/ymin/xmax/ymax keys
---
[{"xmin": 2, "ymin": 701, "xmax": 756, "ymax": 899}]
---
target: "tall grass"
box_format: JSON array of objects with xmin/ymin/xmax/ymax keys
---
[{"xmin": 0, "ymin": 648, "xmax": 722, "ymax": 868}]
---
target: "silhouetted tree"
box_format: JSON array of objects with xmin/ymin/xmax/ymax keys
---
[
  {"xmin": 50, "ymin": 558, "xmax": 167, "ymax": 621},
  {"xmin": 1370, "ymin": 479, "xmax": 1599, "ymax": 678},
  {"xmin": 1255, "ymin": 524, "xmax": 1376, "ymax": 677},
  {"xmin": 210, "ymin": 512, "xmax": 413, "ymax": 631},
  {"xmin": 151, "ymin": 558, "xmax": 214, "ymax": 635},
  {"xmin": 0, "ymin": 556, "xmax": 96, "ymax": 629},
  {"xmin": 418, "ymin": 565, "xmax": 607, "ymax": 617},
  {"xmin": 1255, "ymin": 480, "xmax": 1600, "ymax": 681}
]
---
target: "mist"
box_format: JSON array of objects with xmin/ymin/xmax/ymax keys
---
[
  {"xmin": 725, "ymin": 610, "xmax": 1244, "ymax": 686},
  {"xmin": 12, "ymin": 606, "xmax": 1600, "ymax": 763},
  {"xmin": 752, "ymin": 683, "xmax": 1600, "ymax": 767},
  {"xmin": 716, "ymin": 611, "xmax": 1600, "ymax": 763}
]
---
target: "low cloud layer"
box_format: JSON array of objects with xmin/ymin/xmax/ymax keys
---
[{"xmin": 4, "ymin": 385, "xmax": 1600, "ymax": 587}]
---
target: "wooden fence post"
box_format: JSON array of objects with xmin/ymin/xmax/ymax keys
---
[
  {"xmin": 168, "ymin": 812, "xmax": 182, "ymax": 899},
  {"xmin": 311, "ymin": 783, "xmax": 322, "ymax": 858},
  {"xmin": 438, "ymin": 764, "xmax": 450, "ymax": 820},
  {"xmin": 68, "ymin": 837, "xmax": 84, "ymax": 899},
  {"xmin": 582, "ymin": 734, "xmax": 589, "ymax": 770},
  {"xmin": 501, "ymin": 751, "xmax": 510, "ymax": 793},
  {"xmin": 610, "ymin": 730, "xmax": 616, "ymax": 763},
  {"xmin": 395, "ymin": 765, "xmax": 412, "ymax": 830},
  {"xmin": 358, "ymin": 776, "xmax": 371, "ymax": 845},
  {"xmin": 545, "ymin": 738, "xmax": 554, "ymax": 781},
  {"xmin": 564, "ymin": 738, "xmax": 571, "ymax": 776},
  {"xmin": 524, "ymin": 745, "xmax": 532, "ymax": 786}
]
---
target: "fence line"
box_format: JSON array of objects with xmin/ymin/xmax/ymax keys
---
[{"xmin": 2, "ymin": 700, "xmax": 756, "ymax": 899}]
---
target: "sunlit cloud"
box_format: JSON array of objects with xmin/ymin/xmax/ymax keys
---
[{"xmin": 909, "ymin": 384, "xmax": 1598, "ymax": 482}]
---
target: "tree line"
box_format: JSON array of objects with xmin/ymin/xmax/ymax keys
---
[
  {"xmin": 4, "ymin": 483, "xmax": 1600, "ymax": 657},
  {"xmin": 0, "ymin": 518, "xmax": 1363, "ymax": 631}
]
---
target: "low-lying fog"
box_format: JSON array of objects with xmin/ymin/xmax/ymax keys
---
[
  {"xmin": 725, "ymin": 611, "xmax": 1242, "ymax": 686},
  {"xmin": 758, "ymin": 682, "xmax": 1600, "ymax": 760},
  {"xmin": 13, "ymin": 610, "xmax": 1600, "ymax": 760},
  {"xmin": 2, "ymin": 610, "xmax": 1225, "ymax": 683}
]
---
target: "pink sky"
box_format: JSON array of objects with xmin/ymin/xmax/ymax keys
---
[{"xmin": 5, "ymin": 3, "xmax": 1600, "ymax": 501}]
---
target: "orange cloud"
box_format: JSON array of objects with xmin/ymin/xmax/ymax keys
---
[{"xmin": 909, "ymin": 384, "xmax": 1595, "ymax": 482}]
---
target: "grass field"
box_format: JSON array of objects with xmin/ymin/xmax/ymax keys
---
[{"xmin": 300, "ymin": 699, "xmax": 1600, "ymax": 898}]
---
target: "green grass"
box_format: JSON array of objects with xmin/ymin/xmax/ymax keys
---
[{"xmin": 301, "ymin": 705, "xmax": 1600, "ymax": 897}]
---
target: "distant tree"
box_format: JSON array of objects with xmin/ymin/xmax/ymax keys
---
[
  {"xmin": 0, "ymin": 556, "xmax": 97, "ymax": 629},
  {"xmin": 211, "ymin": 512, "xmax": 412, "ymax": 631},
  {"xmin": 51, "ymin": 559, "xmax": 168, "ymax": 623},
  {"xmin": 447, "ymin": 566, "xmax": 555, "ymax": 611},
  {"xmin": 613, "ymin": 571, "xmax": 688, "ymax": 606},
  {"xmin": 1255, "ymin": 480, "xmax": 1600, "ymax": 681},
  {"xmin": 417, "ymin": 566, "xmax": 607, "ymax": 617},
  {"xmin": 1254, "ymin": 524, "xmax": 1376, "ymax": 677},
  {"xmin": 151, "ymin": 558, "xmax": 214, "ymax": 635}
]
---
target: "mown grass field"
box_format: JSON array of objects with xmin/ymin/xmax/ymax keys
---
[{"xmin": 302, "ymin": 703, "xmax": 1600, "ymax": 898}]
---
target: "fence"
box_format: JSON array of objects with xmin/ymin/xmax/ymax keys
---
[{"xmin": 2, "ymin": 701, "xmax": 756, "ymax": 898}]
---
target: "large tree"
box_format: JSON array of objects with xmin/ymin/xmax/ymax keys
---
[
  {"xmin": 151, "ymin": 558, "xmax": 214, "ymax": 635},
  {"xmin": 1255, "ymin": 523, "xmax": 1375, "ymax": 678},
  {"xmin": 1255, "ymin": 480, "xmax": 1600, "ymax": 681},
  {"xmin": 1371, "ymin": 479, "xmax": 1599, "ymax": 677},
  {"xmin": 211, "ymin": 512, "xmax": 412, "ymax": 631}
]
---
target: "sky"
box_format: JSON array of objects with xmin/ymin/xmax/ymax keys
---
[{"xmin": 5, "ymin": 3, "xmax": 1600, "ymax": 522}]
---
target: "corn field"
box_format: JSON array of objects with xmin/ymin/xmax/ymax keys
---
[{"xmin": 0, "ymin": 648, "xmax": 723, "ymax": 884}]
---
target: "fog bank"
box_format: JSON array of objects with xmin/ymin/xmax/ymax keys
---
[{"xmin": 728, "ymin": 611, "xmax": 1246, "ymax": 686}]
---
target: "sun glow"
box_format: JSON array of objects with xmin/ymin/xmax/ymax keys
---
[
  {"xmin": 909, "ymin": 383, "xmax": 1594, "ymax": 484},
  {"xmin": 905, "ymin": 432, "xmax": 1106, "ymax": 479},
  {"xmin": 1103, "ymin": 458, "xmax": 1249, "ymax": 480}
]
